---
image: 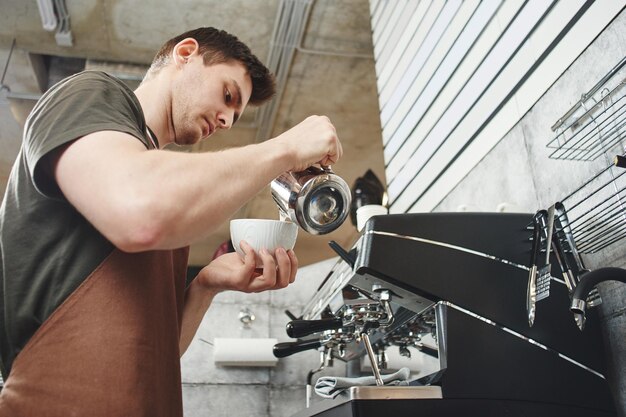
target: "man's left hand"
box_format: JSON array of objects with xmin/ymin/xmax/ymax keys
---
[{"xmin": 196, "ymin": 240, "xmax": 298, "ymax": 293}]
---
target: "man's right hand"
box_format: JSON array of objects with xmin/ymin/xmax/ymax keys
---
[{"xmin": 274, "ymin": 115, "xmax": 343, "ymax": 171}]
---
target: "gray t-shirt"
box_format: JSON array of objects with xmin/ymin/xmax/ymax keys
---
[{"xmin": 0, "ymin": 70, "xmax": 155, "ymax": 378}]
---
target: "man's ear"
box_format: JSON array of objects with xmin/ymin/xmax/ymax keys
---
[{"xmin": 172, "ymin": 38, "xmax": 200, "ymax": 67}]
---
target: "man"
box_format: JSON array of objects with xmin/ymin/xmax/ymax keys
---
[{"xmin": 0, "ymin": 27, "xmax": 343, "ymax": 416}]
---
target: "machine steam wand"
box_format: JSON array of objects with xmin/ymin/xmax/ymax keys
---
[{"xmin": 354, "ymin": 288, "xmax": 394, "ymax": 386}]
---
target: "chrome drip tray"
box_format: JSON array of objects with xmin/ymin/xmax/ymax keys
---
[
  {"xmin": 293, "ymin": 386, "xmax": 442, "ymax": 417},
  {"xmin": 343, "ymin": 385, "xmax": 442, "ymax": 400}
]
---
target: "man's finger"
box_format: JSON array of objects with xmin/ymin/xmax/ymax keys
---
[
  {"xmin": 287, "ymin": 250, "xmax": 298, "ymax": 284},
  {"xmin": 256, "ymin": 248, "xmax": 277, "ymax": 290},
  {"xmin": 274, "ymin": 248, "xmax": 291, "ymax": 289},
  {"xmin": 239, "ymin": 240, "xmax": 257, "ymax": 273}
]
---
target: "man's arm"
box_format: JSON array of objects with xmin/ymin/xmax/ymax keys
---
[
  {"xmin": 51, "ymin": 116, "xmax": 341, "ymax": 252},
  {"xmin": 179, "ymin": 279, "xmax": 218, "ymax": 355}
]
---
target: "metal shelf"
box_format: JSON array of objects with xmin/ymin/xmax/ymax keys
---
[
  {"xmin": 547, "ymin": 80, "xmax": 626, "ymax": 161},
  {"xmin": 560, "ymin": 163, "xmax": 626, "ymax": 253},
  {"xmin": 547, "ymin": 56, "xmax": 626, "ymax": 253}
]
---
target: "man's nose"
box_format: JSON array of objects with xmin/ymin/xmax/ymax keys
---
[{"xmin": 217, "ymin": 112, "xmax": 233, "ymax": 129}]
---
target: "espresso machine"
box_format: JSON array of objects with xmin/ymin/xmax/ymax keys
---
[{"xmin": 274, "ymin": 212, "xmax": 617, "ymax": 417}]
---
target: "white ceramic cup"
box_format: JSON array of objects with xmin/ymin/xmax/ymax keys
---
[
  {"xmin": 230, "ymin": 219, "xmax": 298, "ymax": 267},
  {"xmin": 356, "ymin": 204, "xmax": 388, "ymax": 232}
]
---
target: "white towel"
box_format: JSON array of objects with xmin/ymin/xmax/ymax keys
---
[{"xmin": 314, "ymin": 367, "xmax": 411, "ymax": 398}]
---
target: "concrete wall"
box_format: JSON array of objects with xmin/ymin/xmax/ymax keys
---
[
  {"xmin": 181, "ymin": 257, "xmax": 346, "ymax": 417},
  {"xmin": 435, "ymin": 10, "xmax": 626, "ymax": 416}
]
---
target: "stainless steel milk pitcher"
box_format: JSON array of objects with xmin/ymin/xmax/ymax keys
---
[{"xmin": 270, "ymin": 166, "xmax": 351, "ymax": 235}]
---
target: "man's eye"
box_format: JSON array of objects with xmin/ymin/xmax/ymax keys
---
[{"xmin": 225, "ymin": 90, "xmax": 232, "ymax": 103}]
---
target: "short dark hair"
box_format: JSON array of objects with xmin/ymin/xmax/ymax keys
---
[{"xmin": 150, "ymin": 27, "xmax": 275, "ymax": 106}]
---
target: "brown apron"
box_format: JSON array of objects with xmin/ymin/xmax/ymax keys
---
[{"xmin": 0, "ymin": 247, "xmax": 190, "ymax": 417}]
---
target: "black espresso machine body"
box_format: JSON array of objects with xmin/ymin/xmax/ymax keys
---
[{"xmin": 294, "ymin": 213, "xmax": 615, "ymax": 416}]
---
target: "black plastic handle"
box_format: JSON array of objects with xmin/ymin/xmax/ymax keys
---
[
  {"xmin": 286, "ymin": 318, "xmax": 343, "ymax": 338},
  {"xmin": 417, "ymin": 344, "xmax": 439, "ymax": 359},
  {"xmin": 530, "ymin": 210, "xmax": 546, "ymax": 267},
  {"xmin": 273, "ymin": 339, "xmax": 323, "ymax": 358},
  {"xmin": 328, "ymin": 240, "xmax": 355, "ymax": 268}
]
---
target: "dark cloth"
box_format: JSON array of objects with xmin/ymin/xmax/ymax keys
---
[
  {"xmin": 0, "ymin": 70, "xmax": 156, "ymax": 378},
  {"xmin": 212, "ymin": 239, "xmax": 235, "ymax": 260}
]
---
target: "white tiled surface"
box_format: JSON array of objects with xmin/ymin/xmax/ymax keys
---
[
  {"xmin": 183, "ymin": 384, "xmax": 269, "ymax": 417},
  {"xmin": 181, "ymin": 303, "xmax": 272, "ymax": 385}
]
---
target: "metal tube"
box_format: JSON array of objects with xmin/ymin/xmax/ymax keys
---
[
  {"xmin": 305, "ymin": 348, "xmax": 326, "ymax": 408},
  {"xmin": 361, "ymin": 332, "xmax": 384, "ymax": 386}
]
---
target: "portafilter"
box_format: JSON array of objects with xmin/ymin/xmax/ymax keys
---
[{"xmin": 270, "ymin": 166, "xmax": 351, "ymax": 235}]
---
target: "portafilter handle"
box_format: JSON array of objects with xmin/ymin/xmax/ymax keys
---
[
  {"xmin": 286, "ymin": 318, "xmax": 344, "ymax": 338},
  {"xmin": 273, "ymin": 339, "xmax": 323, "ymax": 358}
]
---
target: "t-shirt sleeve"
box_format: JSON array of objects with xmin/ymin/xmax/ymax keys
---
[{"xmin": 23, "ymin": 71, "xmax": 150, "ymax": 199}]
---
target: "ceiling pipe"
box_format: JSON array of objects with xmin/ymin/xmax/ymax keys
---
[
  {"xmin": 254, "ymin": 0, "xmax": 374, "ymax": 142},
  {"xmin": 255, "ymin": 0, "xmax": 312, "ymax": 142},
  {"xmin": 53, "ymin": 0, "xmax": 73, "ymax": 47},
  {"xmin": 36, "ymin": 0, "xmax": 58, "ymax": 32}
]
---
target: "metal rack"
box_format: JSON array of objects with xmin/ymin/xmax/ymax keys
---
[
  {"xmin": 560, "ymin": 163, "xmax": 626, "ymax": 253},
  {"xmin": 545, "ymin": 56, "xmax": 626, "ymax": 254},
  {"xmin": 547, "ymin": 79, "xmax": 626, "ymax": 161},
  {"xmin": 548, "ymin": 56, "xmax": 626, "ymax": 161}
]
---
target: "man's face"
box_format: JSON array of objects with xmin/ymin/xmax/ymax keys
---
[{"xmin": 170, "ymin": 58, "xmax": 253, "ymax": 146}]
